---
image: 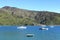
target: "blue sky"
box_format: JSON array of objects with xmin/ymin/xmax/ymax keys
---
[{"xmin": 0, "ymin": 0, "xmax": 60, "ymax": 13}]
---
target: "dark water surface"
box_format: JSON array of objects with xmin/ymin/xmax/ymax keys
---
[{"xmin": 0, "ymin": 26, "xmax": 60, "ymax": 40}]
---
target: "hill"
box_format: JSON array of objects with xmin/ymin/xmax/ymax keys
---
[{"xmin": 0, "ymin": 6, "xmax": 60, "ymax": 25}]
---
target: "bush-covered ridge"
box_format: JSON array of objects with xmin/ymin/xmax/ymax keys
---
[{"xmin": 0, "ymin": 6, "xmax": 60, "ymax": 25}]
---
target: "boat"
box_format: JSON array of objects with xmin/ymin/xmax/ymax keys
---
[
  {"xmin": 17, "ymin": 26, "xmax": 27, "ymax": 29},
  {"xmin": 26, "ymin": 34, "xmax": 34, "ymax": 37},
  {"xmin": 39, "ymin": 27, "xmax": 48, "ymax": 30}
]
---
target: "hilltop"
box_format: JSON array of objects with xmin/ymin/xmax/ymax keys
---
[{"xmin": 0, "ymin": 6, "xmax": 60, "ymax": 25}]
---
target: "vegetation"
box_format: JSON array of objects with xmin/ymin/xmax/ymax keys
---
[
  {"xmin": 0, "ymin": 6, "xmax": 60, "ymax": 25},
  {"xmin": 0, "ymin": 12, "xmax": 37, "ymax": 25}
]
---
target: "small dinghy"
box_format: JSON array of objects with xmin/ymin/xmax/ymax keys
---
[{"xmin": 26, "ymin": 34, "xmax": 34, "ymax": 37}]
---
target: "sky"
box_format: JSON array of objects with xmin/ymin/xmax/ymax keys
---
[{"xmin": 0, "ymin": 0, "xmax": 60, "ymax": 13}]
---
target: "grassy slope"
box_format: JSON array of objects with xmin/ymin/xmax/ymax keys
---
[
  {"xmin": 0, "ymin": 9, "xmax": 38, "ymax": 25},
  {"xmin": 0, "ymin": 6, "xmax": 60, "ymax": 25}
]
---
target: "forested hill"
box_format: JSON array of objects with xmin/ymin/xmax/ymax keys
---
[{"xmin": 0, "ymin": 6, "xmax": 60, "ymax": 25}]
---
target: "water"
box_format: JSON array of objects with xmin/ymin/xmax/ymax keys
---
[{"xmin": 0, "ymin": 26, "xmax": 60, "ymax": 40}]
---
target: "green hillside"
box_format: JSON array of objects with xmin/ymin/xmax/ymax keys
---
[{"xmin": 0, "ymin": 6, "xmax": 60, "ymax": 25}]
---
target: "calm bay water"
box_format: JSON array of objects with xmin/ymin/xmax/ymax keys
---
[{"xmin": 0, "ymin": 26, "xmax": 60, "ymax": 40}]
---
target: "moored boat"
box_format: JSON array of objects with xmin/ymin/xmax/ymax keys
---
[
  {"xmin": 39, "ymin": 27, "xmax": 48, "ymax": 30},
  {"xmin": 26, "ymin": 34, "xmax": 34, "ymax": 37}
]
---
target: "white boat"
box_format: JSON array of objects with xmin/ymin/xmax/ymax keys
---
[
  {"xmin": 39, "ymin": 27, "xmax": 48, "ymax": 30},
  {"xmin": 17, "ymin": 26, "xmax": 27, "ymax": 29}
]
